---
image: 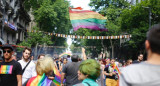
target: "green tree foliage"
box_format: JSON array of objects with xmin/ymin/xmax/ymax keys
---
[
  {"xmin": 73, "ymin": 28, "xmax": 106, "ymax": 58},
  {"xmin": 120, "ymin": 0, "xmax": 160, "ymax": 59},
  {"xmin": 17, "ymin": 27, "xmax": 53, "ymax": 51},
  {"xmin": 24, "ymin": 0, "xmax": 72, "ymax": 46},
  {"xmin": 72, "ymin": 0, "xmax": 130, "ymax": 58},
  {"xmin": 89, "ymin": 0, "xmax": 129, "ymax": 11}
]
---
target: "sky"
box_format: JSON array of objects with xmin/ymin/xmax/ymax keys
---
[{"xmin": 68, "ymin": 0, "xmax": 91, "ymax": 10}]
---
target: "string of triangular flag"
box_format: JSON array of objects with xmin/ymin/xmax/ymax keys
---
[{"xmin": 29, "ymin": 30, "xmax": 132, "ymax": 40}]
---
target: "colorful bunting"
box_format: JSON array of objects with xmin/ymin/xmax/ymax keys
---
[{"xmin": 28, "ymin": 30, "xmax": 131, "ymax": 40}]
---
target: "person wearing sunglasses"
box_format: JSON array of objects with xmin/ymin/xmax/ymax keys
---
[{"xmin": 0, "ymin": 44, "xmax": 22, "ymax": 86}]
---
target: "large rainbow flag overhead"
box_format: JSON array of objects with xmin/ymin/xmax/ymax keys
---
[{"xmin": 69, "ymin": 7, "xmax": 108, "ymax": 31}]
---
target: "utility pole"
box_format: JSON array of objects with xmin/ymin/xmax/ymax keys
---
[{"xmin": 142, "ymin": 6, "xmax": 151, "ymax": 28}]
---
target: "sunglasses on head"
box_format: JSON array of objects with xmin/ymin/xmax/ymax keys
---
[{"xmin": 3, "ymin": 50, "xmax": 12, "ymax": 53}]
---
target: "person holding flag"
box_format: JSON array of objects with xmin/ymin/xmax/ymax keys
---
[{"xmin": 104, "ymin": 58, "xmax": 120, "ymax": 86}]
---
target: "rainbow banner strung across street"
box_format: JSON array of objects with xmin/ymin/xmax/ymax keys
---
[
  {"xmin": 53, "ymin": 66, "xmax": 65, "ymax": 86},
  {"xmin": 26, "ymin": 74, "xmax": 52, "ymax": 86},
  {"xmin": 69, "ymin": 7, "xmax": 108, "ymax": 31}
]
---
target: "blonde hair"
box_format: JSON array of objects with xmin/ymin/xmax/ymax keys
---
[{"xmin": 36, "ymin": 56, "xmax": 54, "ymax": 75}]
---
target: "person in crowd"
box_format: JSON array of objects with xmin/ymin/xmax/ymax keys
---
[
  {"xmin": 18, "ymin": 47, "xmax": 37, "ymax": 85},
  {"xmin": 125, "ymin": 59, "xmax": 132, "ymax": 66},
  {"xmin": 30, "ymin": 56, "xmax": 34, "ymax": 60},
  {"xmin": 37, "ymin": 54, "xmax": 45, "ymax": 59},
  {"xmin": 104, "ymin": 58, "xmax": 118, "ymax": 86},
  {"xmin": 74, "ymin": 59, "xmax": 101, "ymax": 86},
  {"xmin": 56, "ymin": 57, "xmax": 62, "ymax": 71},
  {"xmin": 118, "ymin": 62, "xmax": 123, "ymax": 68},
  {"xmin": 120, "ymin": 24, "xmax": 160, "ymax": 86},
  {"xmin": 67, "ymin": 55, "xmax": 72, "ymax": 62},
  {"xmin": 98, "ymin": 59, "xmax": 105, "ymax": 86},
  {"xmin": 133, "ymin": 53, "xmax": 143, "ymax": 63},
  {"xmin": 104, "ymin": 58, "xmax": 110, "ymax": 86},
  {"xmin": 26, "ymin": 57, "xmax": 56, "ymax": 86},
  {"xmin": 37, "ymin": 54, "xmax": 55, "ymax": 80},
  {"xmin": 61, "ymin": 48, "xmax": 87, "ymax": 86},
  {"xmin": 106, "ymin": 58, "xmax": 110, "ymax": 66},
  {"xmin": 61, "ymin": 55, "xmax": 82, "ymax": 86},
  {"xmin": 0, "ymin": 44, "xmax": 22, "ymax": 86},
  {"xmin": 12, "ymin": 52, "xmax": 17, "ymax": 61},
  {"xmin": 78, "ymin": 58, "xmax": 82, "ymax": 62},
  {"xmin": 60, "ymin": 57, "xmax": 68, "ymax": 72}
]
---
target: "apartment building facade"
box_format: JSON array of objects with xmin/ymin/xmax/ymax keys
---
[{"xmin": 0, "ymin": 0, "xmax": 30, "ymax": 45}]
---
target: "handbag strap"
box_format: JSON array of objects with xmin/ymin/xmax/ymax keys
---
[
  {"xmin": 22, "ymin": 60, "xmax": 31, "ymax": 74},
  {"xmin": 84, "ymin": 82, "xmax": 91, "ymax": 86}
]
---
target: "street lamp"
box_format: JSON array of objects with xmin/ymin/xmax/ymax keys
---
[{"xmin": 142, "ymin": 6, "xmax": 151, "ymax": 28}]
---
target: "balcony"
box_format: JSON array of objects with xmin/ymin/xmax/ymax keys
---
[{"xmin": 4, "ymin": 23, "xmax": 17, "ymax": 33}]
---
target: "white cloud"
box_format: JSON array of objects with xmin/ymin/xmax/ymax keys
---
[{"xmin": 68, "ymin": 0, "xmax": 91, "ymax": 10}]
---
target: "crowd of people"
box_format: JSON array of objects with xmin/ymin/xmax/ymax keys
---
[{"xmin": 0, "ymin": 24, "xmax": 160, "ymax": 86}]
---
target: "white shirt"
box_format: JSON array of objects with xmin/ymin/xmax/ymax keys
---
[{"xmin": 18, "ymin": 59, "xmax": 37, "ymax": 84}]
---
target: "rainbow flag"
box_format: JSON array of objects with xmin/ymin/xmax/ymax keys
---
[
  {"xmin": 59, "ymin": 52, "xmax": 72, "ymax": 57},
  {"xmin": 26, "ymin": 74, "xmax": 52, "ymax": 86},
  {"xmin": 69, "ymin": 7, "xmax": 108, "ymax": 31},
  {"xmin": 53, "ymin": 66, "xmax": 65, "ymax": 86},
  {"xmin": 113, "ymin": 64, "xmax": 121, "ymax": 76},
  {"xmin": 0, "ymin": 65, "xmax": 13, "ymax": 74}
]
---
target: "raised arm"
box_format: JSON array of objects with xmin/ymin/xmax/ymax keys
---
[{"xmin": 82, "ymin": 47, "xmax": 87, "ymax": 60}]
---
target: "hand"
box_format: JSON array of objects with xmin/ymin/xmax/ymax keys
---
[
  {"xmin": 109, "ymin": 73, "xmax": 113, "ymax": 76},
  {"xmin": 61, "ymin": 83, "xmax": 64, "ymax": 86},
  {"xmin": 82, "ymin": 47, "xmax": 85, "ymax": 52},
  {"xmin": 112, "ymin": 72, "xmax": 116, "ymax": 75}
]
